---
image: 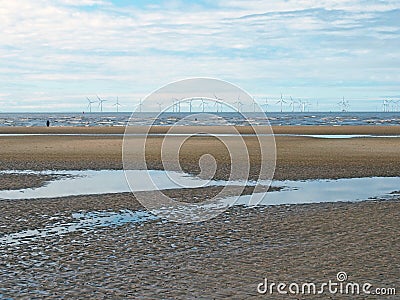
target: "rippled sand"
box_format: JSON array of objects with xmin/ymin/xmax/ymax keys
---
[
  {"xmin": 0, "ymin": 193, "xmax": 399, "ymax": 299},
  {"xmin": 1, "ymin": 126, "xmax": 400, "ymax": 180},
  {"xmin": 0, "ymin": 126, "xmax": 399, "ymax": 298}
]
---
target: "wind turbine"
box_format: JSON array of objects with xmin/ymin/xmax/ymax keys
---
[
  {"xmin": 213, "ymin": 93, "xmax": 223, "ymax": 101},
  {"xmin": 137, "ymin": 99, "xmax": 143, "ymax": 112},
  {"xmin": 394, "ymin": 100, "xmax": 400, "ymax": 112},
  {"xmin": 382, "ymin": 99, "xmax": 386, "ymax": 112},
  {"xmin": 199, "ymin": 98, "xmax": 206, "ymax": 112},
  {"xmin": 213, "ymin": 101, "xmax": 220, "ymax": 112},
  {"xmin": 113, "ymin": 97, "xmax": 121, "ymax": 112},
  {"xmin": 388, "ymin": 99, "xmax": 396, "ymax": 112},
  {"xmin": 97, "ymin": 95, "xmax": 107, "ymax": 112},
  {"xmin": 298, "ymin": 99, "xmax": 310, "ymax": 112},
  {"xmin": 298, "ymin": 99, "xmax": 305, "ymax": 112},
  {"xmin": 86, "ymin": 97, "xmax": 96, "ymax": 113},
  {"xmin": 171, "ymin": 99, "xmax": 176, "ymax": 112},
  {"xmin": 213, "ymin": 93, "xmax": 224, "ymax": 112},
  {"xmin": 234, "ymin": 95, "xmax": 243, "ymax": 112},
  {"xmin": 382, "ymin": 99, "xmax": 389, "ymax": 112},
  {"xmin": 338, "ymin": 97, "xmax": 349, "ymax": 112},
  {"xmin": 262, "ymin": 98, "xmax": 269, "ymax": 112},
  {"xmin": 289, "ymin": 97, "xmax": 296, "ymax": 112},
  {"xmin": 157, "ymin": 102, "xmax": 162, "ymax": 112},
  {"xmin": 345, "ymin": 99, "xmax": 350, "ymax": 111},
  {"xmin": 172, "ymin": 98, "xmax": 181, "ymax": 112},
  {"xmin": 252, "ymin": 98, "xmax": 257, "ymax": 112},
  {"xmin": 276, "ymin": 93, "xmax": 286, "ymax": 112},
  {"xmin": 303, "ymin": 100, "xmax": 311, "ymax": 112},
  {"xmin": 185, "ymin": 99, "xmax": 193, "ymax": 112}
]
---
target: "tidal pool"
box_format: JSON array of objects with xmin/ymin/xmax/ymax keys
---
[{"xmin": 0, "ymin": 170, "xmax": 398, "ymax": 245}]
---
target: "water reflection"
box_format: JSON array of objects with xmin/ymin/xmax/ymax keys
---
[
  {"xmin": 0, "ymin": 170, "xmax": 229, "ymax": 199},
  {"xmin": 0, "ymin": 170, "xmax": 399, "ymax": 204},
  {"xmin": 222, "ymin": 177, "xmax": 400, "ymax": 206},
  {"xmin": 0, "ymin": 210, "xmax": 157, "ymax": 246},
  {"xmin": 0, "ymin": 171, "xmax": 399, "ymax": 245}
]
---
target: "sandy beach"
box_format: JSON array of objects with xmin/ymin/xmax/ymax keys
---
[
  {"xmin": 4, "ymin": 0, "xmax": 400, "ymax": 297},
  {"xmin": 0, "ymin": 126, "xmax": 399, "ymax": 298},
  {"xmin": 2, "ymin": 124, "xmax": 400, "ymax": 134},
  {"xmin": 1, "ymin": 126, "xmax": 400, "ymax": 180}
]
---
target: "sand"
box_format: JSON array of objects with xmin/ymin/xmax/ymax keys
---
[
  {"xmin": 0, "ymin": 126, "xmax": 400, "ymax": 180},
  {"xmin": 0, "ymin": 173, "xmax": 61, "ymax": 190},
  {"xmin": 0, "ymin": 194, "xmax": 398, "ymax": 299},
  {"xmin": 2, "ymin": 125, "xmax": 400, "ymax": 134},
  {"xmin": 0, "ymin": 126, "xmax": 399, "ymax": 298}
]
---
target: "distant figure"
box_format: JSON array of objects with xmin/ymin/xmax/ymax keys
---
[{"xmin": 46, "ymin": 120, "xmax": 50, "ymax": 127}]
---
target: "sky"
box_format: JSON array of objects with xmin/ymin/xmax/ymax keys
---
[{"xmin": 0, "ymin": 0, "xmax": 399, "ymax": 112}]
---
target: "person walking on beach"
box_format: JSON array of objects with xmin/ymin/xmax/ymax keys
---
[{"xmin": 46, "ymin": 120, "xmax": 50, "ymax": 127}]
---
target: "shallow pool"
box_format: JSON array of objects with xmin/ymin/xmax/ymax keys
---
[{"xmin": 1, "ymin": 170, "xmax": 399, "ymax": 245}]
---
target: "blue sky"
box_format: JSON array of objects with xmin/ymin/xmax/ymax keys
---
[{"xmin": 0, "ymin": 0, "xmax": 399, "ymax": 112}]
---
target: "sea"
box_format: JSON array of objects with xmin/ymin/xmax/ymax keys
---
[{"xmin": 0, "ymin": 112, "xmax": 400, "ymax": 127}]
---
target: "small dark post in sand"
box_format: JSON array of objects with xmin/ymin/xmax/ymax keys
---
[{"xmin": 46, "ymin": 120, "xmax": 50, "ymax": 127}]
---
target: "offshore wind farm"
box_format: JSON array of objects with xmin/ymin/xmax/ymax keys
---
[
  {"xmin": 1, "ymin": 111, "xmax": 400, "ymax": 127},
  {"xmin": 1, "ymin": 94, "xmax": 399, "ymax": 127},
  {"xmin": 82, "ymin": 95, "xmax": 400, "ymax": 114}
]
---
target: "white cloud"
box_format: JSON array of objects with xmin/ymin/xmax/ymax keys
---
[
  {"xmin": 0, "ymin": 0, "xmax": 399, "ymax": 111},
  {"xmin": 57, "ymin": 0, "xmax": 108, "ymax": 6}
]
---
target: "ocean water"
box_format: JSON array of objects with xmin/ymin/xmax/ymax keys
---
[{"xmin": 0, "ymin": 112, "xmax": 400, "ymax": 127}]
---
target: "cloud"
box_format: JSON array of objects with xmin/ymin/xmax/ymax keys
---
[
  {"xmin": 57, "ymin": 0, "xmax": 108, "ymax": 6},
  {"xmin": 0, "ymin": 0, "xmax": 399, "ymax": 111}
]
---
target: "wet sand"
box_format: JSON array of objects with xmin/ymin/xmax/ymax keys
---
[
  {"xmin": 0, "ymin": 126, "xmax": 400, "ymax": 180},
  {"xmin": 2, "ymin": 125, "xmax": 400, "ymax": 135},
  {"xmin": 0, "ymin": 173, "xmax": 59, "ymax": 190},
  {"xmin": 0, "ymin": 194, "xmax": 398, "ymax": 299},
  {"xmin": 0, "ymin": 126, "xmax": 399, "ymax": 298}
]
